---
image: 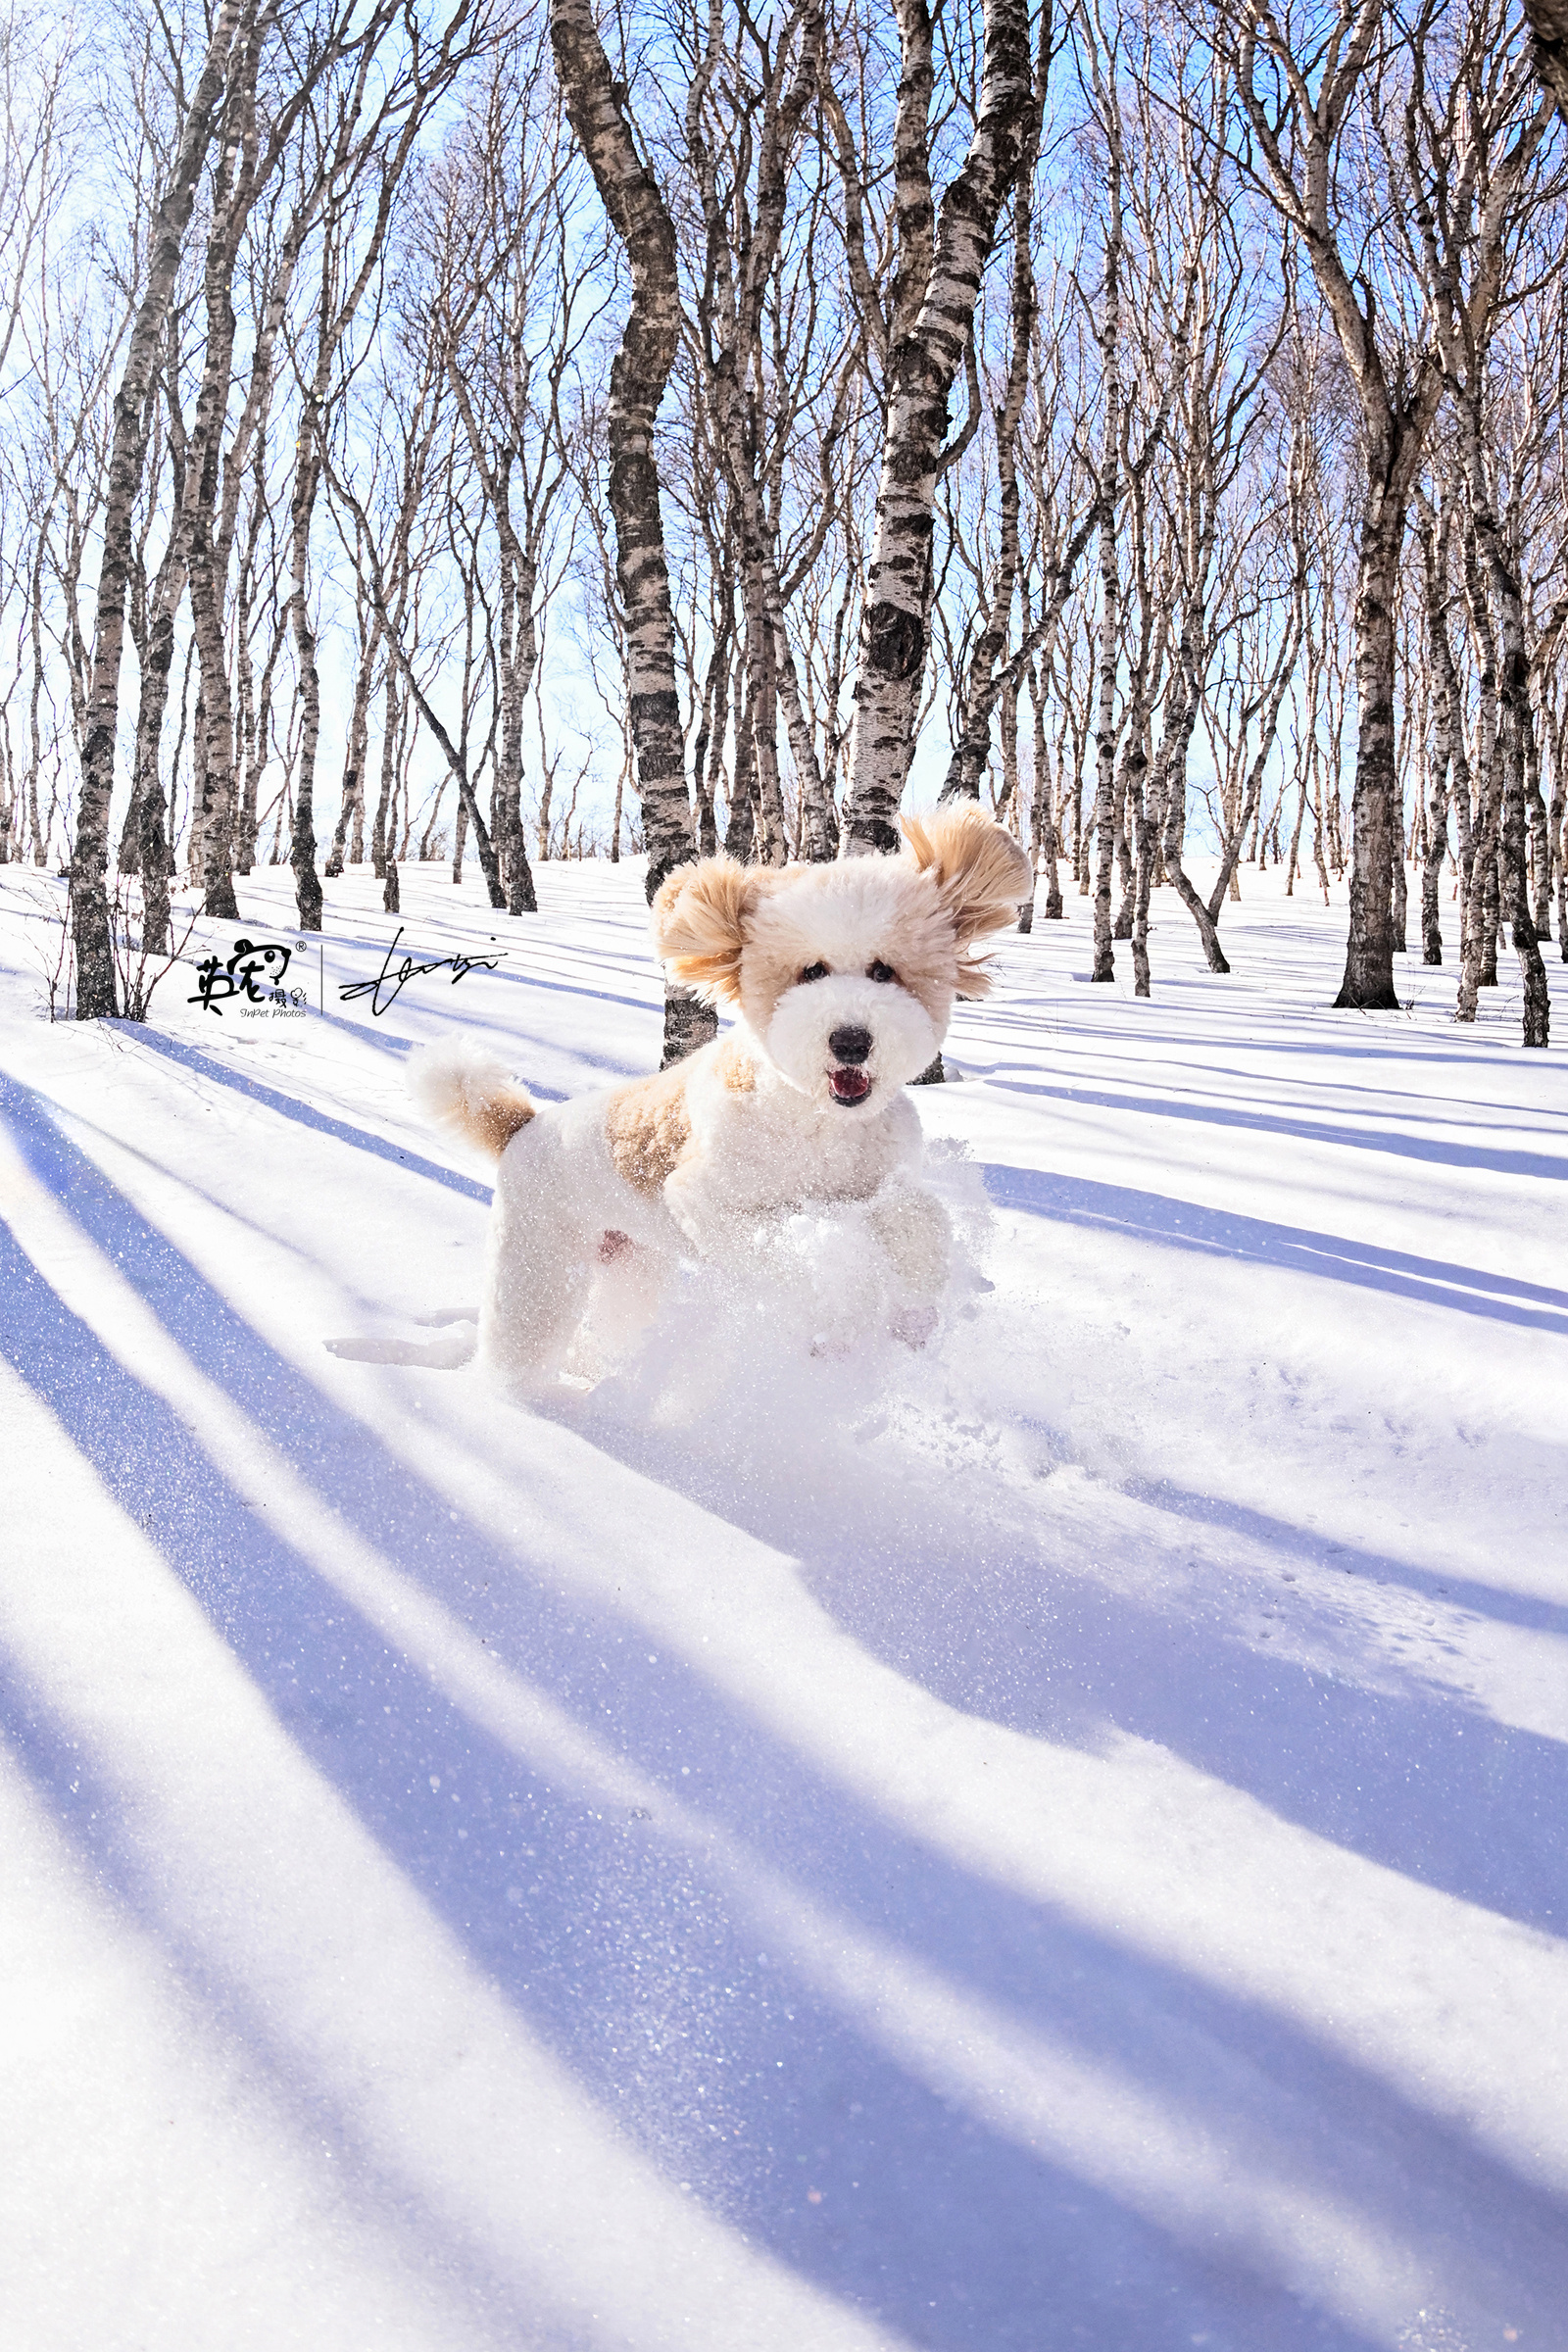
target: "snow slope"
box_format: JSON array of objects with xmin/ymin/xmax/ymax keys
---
[{"xmin": 1, "ymin": 855, "xmax": 1565, "ymax": 2352}]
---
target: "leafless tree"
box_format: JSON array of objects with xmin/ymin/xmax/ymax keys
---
[
  {"xmin": 1218, "ymin": 1, "xmax": 1446, "ymax": 1010},
  {"xmin": 550, "ymin": 0, "xmax": 718, "ymax": 1060},
  {"xmin": 70, "ymin": 0, "xmax": 251, "ymax": 1015},
  {"xmin": 837, "ymin": 0, "xmax": 1040, "ymax": 851}
]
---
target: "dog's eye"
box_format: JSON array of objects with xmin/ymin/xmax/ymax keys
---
[
  {"xmin": 867, "ymin": 960, "xmax": 898, "ymax": 984},
  {"xmin": 799, "ymin": 961, "xmax": 829, "ymax": 984}
]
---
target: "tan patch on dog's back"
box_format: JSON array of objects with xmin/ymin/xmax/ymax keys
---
[
  {"xmin": 715, "ymin": 1037, "xmax": 756, "ymax": 1092},
  {"xmin": 605, "ymin": 1060, "xmax": 695, "ymax": 1198}
]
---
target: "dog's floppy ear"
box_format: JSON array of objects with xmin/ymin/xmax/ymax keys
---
[
  {"xmin": 901, "ymin": 807, "xmax": 1033, "ymax": 952},
  {"xmin": 651, "ymin": 854, "xmax": 773, "ymax": 1004}
]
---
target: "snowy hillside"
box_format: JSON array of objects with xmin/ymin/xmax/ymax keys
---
[{"xmin": 2, "ymin": 858, "xmax": 1566, "ymax": 2352}]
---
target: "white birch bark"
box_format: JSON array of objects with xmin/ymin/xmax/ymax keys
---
[
  {"xmin": 936, "ymin": 21, "xmax": 1048, "ymax": 810},
  {"xmin": 69, "ymin": 0, "xmax": 248, "ymax": 1017},
  {"xmin": 1404, "ymin": 18, "xmax": 1554, "ymax": 1036},
  {"xmin": 1233, "ymin": 1, "xmax": 1445, "ymax": 1010},
  {"xmin": 1415, "ymin": 497, "xmax": 1462, "ymax": 968},
  {"xmin": 839, "ymin": 0, "xmax": 1036, "ymax": 854},
  {"xmin": 1089, "ymin": 165, "xmax": 1123, "ymax": 984},
  {"xmin": 549, "ymin": 0, "xmax": 692, "ymax": 897},
  {"xmin": 551, "ymin": 0, "xmax": 715, "ymax": 1059}
]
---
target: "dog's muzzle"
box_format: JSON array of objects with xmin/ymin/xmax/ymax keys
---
[
  {"xmin": 827, "ymin": 1024, "xmax": 873, "ymax": 1104},
  {"xmin": 829, "ymin": 1024, "xmax": 872, "ymax": 1063}
]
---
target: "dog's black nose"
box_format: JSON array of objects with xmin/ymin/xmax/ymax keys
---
[{"xmin": 829, "ymin": 1025, "xmax": 871, "ymax": 1064}]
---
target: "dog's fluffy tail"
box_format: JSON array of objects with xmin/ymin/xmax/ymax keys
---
[{"xmin": 410, "ymin": 1036, "xmax": 535, "ymax": 1160}]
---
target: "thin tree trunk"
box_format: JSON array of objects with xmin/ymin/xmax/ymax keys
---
[
  {"xmin": 1130, "ymin": 760, "xmax": 1154, "ymax": 999},
  {"xmin": 1417, "ymin": 504, "xmax": 1458, "ymax": 966},
  {"xmin": 1546, "ymin": 705, "xmax": 1567, "ymax": 961},
  {"xmin": 1333, "ymin": 490, "xmax": 1407, "ymax": 1009},
  {"xmin": 1526, "ymin": 716, "xmax": 1551, "ymax": 941},
  {"xmin": 725, "ymin": 669, "xmax": 758, "ymax": 860},
  {"xmin": 70, "ymin": 0, "xmax": 248, "ymax": 1015},
  {"xmin": 743, "ymin": 549, "xmax": 788, "ymax": 864},
  {"xmin": 1159, "ymin": 620, "xmax": 1251, "ymax": 976},
  {"xmin": 118, "ymin": 358, "xmax": 189, "ymax": 882},
  {"xmin": 769, "ymin": 559, "xmax": 836, "ymax": 858},
  {"xmin": 839, "ymin": 0, "xmax": 1037, "ymax": 852},
  {"xmin": 691, "ymin": 592, "xmax": 730, "ymax": 862},
  {"xmin": 441, "ymin": 368, "xmax": 540, "ymax": 914},
  {"xmin": 1457, "ymin": 700, "xmax": 1499, "ymax": 1022},
  {"xmin": 1034, "ymin": 661, "xmax": 1063, "ymax": 918},
  {"xmin": 1233, "ymin": 9, "xmax": 1445, "ymax": 1014},
  {"xmin": 551, "ymin": 0, "xmax": 711, "ymax": 1060},
  {"xmin": 499, "ymin": 536, "xmax": 540, "ymax": 913},
  {"xmin": 327, "ymin": 615, "xmax": 380, "ymax": 876},
  {"xmin": 285, "ymin": 460, "xmax": 325, "ymax": 930},
  {"xmin": 1090, "ymin": 251, "xmax": 1123, "ymax": 984},
  {"xmin": 120, "ymin": 517, "xmax": 189, "ymax": 951},
  {"xmin": 1503, "ymin": 717, "xmax": 1549, "ymax": 1044},
  {"xmin": 937, "ymin": 34, "xmax": 1046, "ymax": 810},
  {"xmin": 372, "ymin": 669, "xmax": 399, "ymax": 879}
]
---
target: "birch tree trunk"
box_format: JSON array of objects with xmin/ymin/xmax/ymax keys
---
[
  {"xmin": 188, "ymin": 0, "xmax": 279, "ymax": 924},
  {"xmin": 838, "ymin": 0, "xmax": 1036, "ymax": 853},
  {"xmin": 326, "ymin": 613, "xmax": 380, "ymax": 876},
  {"xmin": 284, "ymin": 1, "xmax": 472, "ymax": 931},
  {"xmin": 1090, "ymin": 184, "xmax": 1123, "ymax": 983},
  {"xmin": 1403, "ymin": 16, "xmax": 1552, "ymax": 1035},
  {"xmin": 685, "ymin": 2, "xmax": 824, "ymax": 866},
  {"xmin": 1526, "ymin": 719, "xmax": 1551, "ymax": 942},
  {"xmin": 936, "ymin": 20, "xmax": 1048, "ymax": 809},
  {"xmin": 1456, "ymin": 420, "xmax": 1549, "ymax": 1041},
  {"xmin": 69, "ymin": 0, "xmax": 247, "ymax": 1016},
  {"xmin": 1032, "ymin": 655, "xmax": 1063, "ymax": 919},
  {"xmin": 551, "ymin": 0, "xmax": 715, "ymax": 1058},
  {"xmin": 1489, "ymin": 531, "xmax": 1550, "ymax": 1044},
  {"xmin": 548, "ymin": 0, "xmax": 689, "ymax": 897},
  {"xmin": 500, "ymin": 536, "xmax": 541, "ymax": 913},
  {"xmin": 118, "ymin": 335, "xmax": 191, "ymax": 956},
  {"xmin": 1546, "ymin": 700, "xmax": 1568, "ymax": 961},
  {"xmin": 1457, "ymin": 508, "xmax": 1502, "ymax": 1019},
  {"xmin": 769, "ymin": 557, "xmax": 837, "ymax": 858},
  {"xmin": 1416, "ymin": 500, "xmax": 1463, "ymax": 967},
  {"xmin": 1232, "ymin": 1, "xmax": 1445, "ymax": 1012}
]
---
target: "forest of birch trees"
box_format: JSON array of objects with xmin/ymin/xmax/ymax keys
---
[{"xmin": 3, "ymin": 0, "xmax": 1568, "ymax": 1047}]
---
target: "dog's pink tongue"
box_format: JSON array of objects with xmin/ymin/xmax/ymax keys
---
[{"xmin": 830, "ymin": 1066, "xmax": 871, "ymax": 1102}]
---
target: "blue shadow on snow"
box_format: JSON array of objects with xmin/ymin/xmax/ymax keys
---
[
  {"xmin": 3, "ymin": 1076, "xmax": 1563, "ymax": 2345},
  {"xmin": 986, "ymin": 1160, "xmax": 1568, "ymax": 1337}
]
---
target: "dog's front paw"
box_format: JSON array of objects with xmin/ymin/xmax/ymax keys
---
[
  {"xmin": 887, "ymin": 1298, "xmax": 940, "ymax": 1350},
  {"xmin": 867, "ymin": 1184, "xmax": 952, "ymax": 1298}
]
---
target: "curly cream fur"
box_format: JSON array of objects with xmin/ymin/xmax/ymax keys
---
[
  {"xmin": 652, "ymin": 856, "xmax": 781, "ymax": 1004},
  {"xmin": 901, "ymin": 807, "xmax": 1035, "ymax": 987},
  {"xmin": 410, "ymin": 1038, "xmax": 535, "ymax": 1160},
  {"xmin": 416, "ymin": 811, "xmax": 1028, "ymax": 1386}
]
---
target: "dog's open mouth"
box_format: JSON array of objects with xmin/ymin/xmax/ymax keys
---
[{"xmin": 829, "ymin": 1065, "xmax": 872, "ymax": 1105}]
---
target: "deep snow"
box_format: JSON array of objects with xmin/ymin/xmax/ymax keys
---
[{"xmin": 1, "ymin": 852, "xmax": 1565, "ymax": 2352}]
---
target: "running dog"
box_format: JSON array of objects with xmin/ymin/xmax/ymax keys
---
[{"xmin": 413, "ymin": 806, "xmax": 1031, "ymax": 1383}]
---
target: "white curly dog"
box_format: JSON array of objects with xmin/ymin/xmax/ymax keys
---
[{"xmin": 413, "ymin": 806, "xmax": 1031, "ymax": 1385}]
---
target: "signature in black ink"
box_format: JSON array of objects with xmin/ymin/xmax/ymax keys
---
[
  {"xmin": 189, "ymin": 937, "xmax": 293, "ymax": 1014},
  {"xmin": 338, "ymin": 926, "xmax": 507, "ymax": 1017}
]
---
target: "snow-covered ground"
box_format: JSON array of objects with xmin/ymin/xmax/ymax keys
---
[{"xmin": 2, "ymin": 852, "xmax": 1565, "ymax": 2352}]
